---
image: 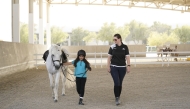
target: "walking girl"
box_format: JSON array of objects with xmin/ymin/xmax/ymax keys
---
[
  {"xmin": 107, "ymin": 34, "xmax": 131, "ymax": 105},
  {"xmin": 64, "ymin": 49, "xmax": 91, "ymax": 105}
]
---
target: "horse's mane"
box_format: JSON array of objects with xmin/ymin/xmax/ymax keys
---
[
  {"xmin": 61, "ymin": 47, "xmax": 69, "ymax": 56},
  {"xmin": 49, "ymin": 44, "xmax": 61, "ymax": 54}
]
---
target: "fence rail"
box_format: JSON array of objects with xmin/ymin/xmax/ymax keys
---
[{"xmin": 34, "ymin": 51, "xmax": 190, "ymax": 68}]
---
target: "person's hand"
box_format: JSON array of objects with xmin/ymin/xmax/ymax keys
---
[
  {"xmin": 86, "ymin": 64, "xmax": 92, "ymax": 71},
  {"xmin": 127, "ymin": 66, "xmax": 130, "ymax": 73},
  {"xmin": 107, "ymin": 67, "xmax": 111, "ymax": 73},
  {"xmin": 88, "ymin": 66, "xmax": 92, "ymax": 71}
]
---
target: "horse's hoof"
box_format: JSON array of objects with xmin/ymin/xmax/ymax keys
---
[
  {"xmin": 62, "ymin": 94, "xmax": 66, "ymax": 96},
  {"xmin": 54, "ymin": 100, "xmax": 58, "ymax": 102}
]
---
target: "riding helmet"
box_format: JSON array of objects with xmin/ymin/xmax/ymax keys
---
[{"xmin": 77, "ymin": 49, "xmax": 86, "ymax": 57}]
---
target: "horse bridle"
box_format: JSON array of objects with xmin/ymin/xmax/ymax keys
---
[
  {"xmin": 51, "ymin": 51, "xmax": 87, "ymax": 82},
  {"xmin": 51, "ymin": 54, "xmax": 62, "ymax": 70},
  {"xmin": 51, "ymin": 51, "xmax": 69, "ymax": 70}
]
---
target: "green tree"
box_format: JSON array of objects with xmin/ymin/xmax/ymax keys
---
[
  {"xmin": 166, "ymin": 32, "xmax": 179, "ymax": 44},
  {"xmin": 98, "ymin": 22, "xmax": 117, "ymax": 44},
  {"xmin": 44, "ymin": 30, "xmax": 46, "ymax": 44},
  {"xmin": 33, "ymin": 24, "xmax": 38, "ymax": 44},
  {"xmin": 51, "ymin": 26, "xmax": 68, "ymax": 44},
  {"xmin": 20, "ymin": 23, "xmax": 28, "ymax": 43},
  {"xmin": 147, "ymin": 32, "xmax": 179, "ymax": 46},
  {"xmin": 70, "ymin": 27, "xmax": 89, "ymax": 45},
  {"xmin": 150, "ymin": 21, "xmax": 172, "ymax": 35},
  {"xmin": 115, "ymin": 25, "xmax": 130, "ymax": 43},
  {"xmin": 127, "ymin": 20, "xmax": 149, "ymax": 44},
  {"xmin": 175, "ymin": 25, "xmax": 190, "ymax": 43},
  {"xmin": 83, "ymin": 32, "xmax": 98, "ymax": 45}
]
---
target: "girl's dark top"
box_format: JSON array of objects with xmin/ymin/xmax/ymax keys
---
[{"xmin": 108, "ymin": 43, "xmax": 130, "ymax": 67}]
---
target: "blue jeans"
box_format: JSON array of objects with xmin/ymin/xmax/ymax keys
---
[{"xmin": 110, "ymin": 66, "xmax": 126, "ymax": 97}]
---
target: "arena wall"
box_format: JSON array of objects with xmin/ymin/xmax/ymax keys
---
[
  {"xmin": 61, "ymin": 45, "xmax": 146, "ymax": 58},
  {"xmin": 0, "ymin": 41, "xmax": 47, "ymax": 77},
  {"xmin": 170, "ymin": 44, "xmax": 190, "ymax": 56},
  {"xmin": 1, "ymin": 42, "xmax": 189, "ymax": 77}
]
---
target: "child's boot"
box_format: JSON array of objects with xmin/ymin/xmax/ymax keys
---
[{"xmin": 78, "ymin": 98, "xmax": 84, "ymax": 105}]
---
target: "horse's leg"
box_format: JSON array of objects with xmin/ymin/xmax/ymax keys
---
[
  {"xmin": 164, "ymin": 54, "xmax": 166, "ymax": 61},
  {"xmin": 166, "ymin": 54, "xmax": 168, "ymax": 61},
  {"xmin": 161, "ymin": 53, "xmax": 164, "ymax": 61},
  {"xmin": 48, "ymin": 73, "xmax": 55, "ymax": 99},
  {"xmin": 60, "ymin": 69, "xmax": 66, "ymax": 96},
  {"xmin": 157, "ymin": 53, "xmax": 160, "ymax": 61},
  {"xmin": 157, "ymin": 54, "xmax": 159, "ymax": 61},
  {"xmin": 175, "ymin": 53, "xmax": 178, "ymax": 61},
  {"xmin": 158, "ymin": 54, "xmax": 161, "ymax": 61},
  {"xmin": 165, "ymin": 54, "xmax": 167, "ymax": 61},
  {"xmin": 53, "ymin": 72, "xmax": 61, "ymax": 102}
]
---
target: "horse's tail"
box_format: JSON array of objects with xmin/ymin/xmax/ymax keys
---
[{"xmin": 65, "ymin": 68, "xmax": 76, "ymax": 88}]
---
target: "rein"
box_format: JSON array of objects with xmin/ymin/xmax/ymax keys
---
[
  {"xmin": 50, "ymin": 50, "xmax": 88, "ymax": 82},
  {"xmin": 60, "ymin": 65, "xmax": 88, "ymax": 82}
]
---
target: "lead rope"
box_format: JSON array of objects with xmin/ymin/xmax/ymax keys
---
[
  {"xmin": 61, "ymin": 66, "xmax": 76, "ymax": 82},
  {"xmin": 60, "ymin": 65, "xmax": 88, "ymax": 82}
]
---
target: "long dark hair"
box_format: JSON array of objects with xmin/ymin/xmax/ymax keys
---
[
  {"xmin": 114, "ymin": 33, "xmax": 123, "ymax": 44},
  {"xmin": 73, "ymin": 56, "xmax": 90, "ymax": 69}
]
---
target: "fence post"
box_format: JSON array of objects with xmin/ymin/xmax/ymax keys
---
[
  {"xmin": 135, "ymin": 51, "xmax": 136, "ymax": 67},
  {"xmin": 95, "ymin": 52, "xmax": 96, "ymax": 68},
  {"xmin": 35, "ymin": 54, "xmax": 38, "ymax": 69},
  {"xmin": 167, "ymin": 51, "xmax": 169, "ymax": 67},
  {"xmin": 100, "ymin": 52, "xmax": 102, "ymax": 68},
  {"xmin": 162, "ymin": 51, "xmax": 164, "ymax": 67}
]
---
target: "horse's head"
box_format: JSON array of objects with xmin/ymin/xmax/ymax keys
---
[{"xmin": 50, "ymin": 44, "xmax": 62, "ymax": 70}]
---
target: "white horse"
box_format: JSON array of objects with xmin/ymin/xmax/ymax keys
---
[{"xmin": 45, "ymin": 44, "xmax": 75, "ymax": 102}]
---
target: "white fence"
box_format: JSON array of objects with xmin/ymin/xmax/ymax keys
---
[{"xmin": 34, "ymin": 51, "xmax": 190, "ymax": 68}]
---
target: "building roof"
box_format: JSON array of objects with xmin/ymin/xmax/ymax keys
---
[{"xmin": 46, "ymin": 0, "xmax": 190, "ymax": 13}]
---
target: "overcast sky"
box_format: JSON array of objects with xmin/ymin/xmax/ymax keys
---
[{"xmin": 50, "ymin": 4, "xmax": 190, "ymax": 32}]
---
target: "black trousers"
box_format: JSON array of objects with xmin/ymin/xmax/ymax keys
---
[
  {"xmin": 110, "ymin": 66, "xmax": 126, "ymax": 97},
  {"xmin": 76, "ymin": 77, "xmax": 87, "ymax": 97}
]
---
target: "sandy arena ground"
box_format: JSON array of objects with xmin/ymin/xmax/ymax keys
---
[{"xmin": 0, "ymin": 64, "xmax": 190, "ymax": 109}]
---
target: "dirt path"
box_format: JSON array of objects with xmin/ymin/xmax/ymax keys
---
[{"xmin": 0, "ymin": 64, "xmax": 190, "ymax": 109}]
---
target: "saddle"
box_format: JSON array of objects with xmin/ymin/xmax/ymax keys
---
[
  {"xmin": 42, "ymin": 50, "xmax": 68, "ymax": 63},
  {"xmin": 42, "ymin": 50, "xmax": 49, "ymax": 62}
]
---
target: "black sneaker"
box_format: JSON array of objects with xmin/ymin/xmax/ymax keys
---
[{"xmin": 79, "ymin": 98, "xmax": 84, "ymax": 105}]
